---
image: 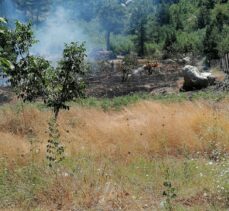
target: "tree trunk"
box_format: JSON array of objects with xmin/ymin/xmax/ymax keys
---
[
  {"xmin": 54, "ymin": 108, "xmax": 59, "ymax": 121},
  {"xmin": 139, "ymin": 24, "xmax": 145, "ymax": 57},
  {"xmin": 106, "ymin": 31, "xmax": 111, "ymax": 51}
]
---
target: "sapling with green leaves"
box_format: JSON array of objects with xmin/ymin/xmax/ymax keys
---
[
  {"xmin": 1, "ymin": 20, "xmax": 87, "ymax": 166},
  {"xmin": 45, "ymin": 42, "xmax": 87, "ymax": 167},
  {"xmin": 162, "ymin": 168, "xmax": 177, "ymax": 211},
  {"xmin": 44, "ymin": 42, "xmax": 87, "ymax": 120}
]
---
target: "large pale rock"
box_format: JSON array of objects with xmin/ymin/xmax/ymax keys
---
[{"xmin": 182, "ymin": 65, "xmax": 215, "ymax": 90}]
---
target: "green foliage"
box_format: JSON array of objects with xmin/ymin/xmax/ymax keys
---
[
  {"xmin": 203, "ymin": 23, "xmax": 220, "ymax": 60},
  {"xmin": 46, "ymin": 117, "xmax": 65, "ymax": 167},
  {"xmin": 162, "ymin": 168, "xmax": 177, "ymax": 211},
  {"xmin": 1, "ymin": 20, "xmax": 87, "ymax": 118},
  {"xmin": 218, "ymin": 32, "xmax": 229, "ymax": 56},
  {"xmin": 68, "ymin": 0, "xmax": 100, "ymax": 22},
  {"xmin": 15, "ymin": 0, "xmax": 52, "ymax": 25},
  {"xmin": 14, "ymin": 56, "xmax": 51, "ymax": 101},
  {"xmin": 45, "ymin": 42, "xmax": 87, "ymax": 118},
  {"xmin": 0, "ymin": 17, "xmax": 13, "ymax": 71},
  {"xmin": 1, "ymin": 20, "xmax": 87, "ymax": 167},
  {"xmin": 163, "ymin": 30, "xmax": 177, "ymax": 58},
  {"xmin": 175, "ymin": 31, "xmax": 204, "ymax": 55},
  {"xmin": 73, "ymin": 90, "xmax": 229, "ymax": 110},
  {"xmin": 2, "ymin": 0, "xmax": 228, "ymax": 59},
  {"xmin": 12, "ymin": 21, "xmax": 36, "ymax": 56},
  {"xmin": 110, "ymin": 35, "xmax": 134, "ymax": 55},
  {"xmin": 145, "ymin": 42, "xmax": 162, "ymax": 58},
  {"xmin": 2, "ymin": 21, "xmax": 47, "ymax": 101},
  {"xmin": 98, "ymin": 0, "xmax": 127, "ymax": 50},
  {"xmin": 0, "ymin": 155, "xmax": 228, "ymax": 210},
  {"xmin": 162, "ymin": 181, "xmax": 177, "ymax": 211},
  {"xmin": 169, "ymin": 4, "xmax": 184, "ymax": 30},
  {"xmin": 128, "ymin": 0, "xmax": 153, "ymax": 56}
]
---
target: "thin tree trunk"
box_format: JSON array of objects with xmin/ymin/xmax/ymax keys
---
[
  {"xmin": 106, "ymin": 31, "xmax": 111, "ymax": 51},
  {"xmin": 54, "ymin": 108, "xmax": 59, "ymax": 121},
  {"xmin": 139, "ymin": 24, "xmax": 145, "ymax": 57}
]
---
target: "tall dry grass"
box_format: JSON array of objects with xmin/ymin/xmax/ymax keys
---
[{"xmin": 0, "ymin": 100, "xmax": 228, "ymax": 161}]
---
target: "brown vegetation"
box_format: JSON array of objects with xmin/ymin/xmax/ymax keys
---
[
  {"xmin": 0, "ymin": 100, "xmax": 228, "ymax": 161},
  {"xmin": 0, "ymin": 99, "xmax": 228, "ymax": 210}
]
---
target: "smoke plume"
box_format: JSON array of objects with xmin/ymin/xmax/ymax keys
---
[
  {"xmin": 1, "ymin": 0, "xmax": 94, "ymax": 63},
  {"xmin": 31, "ymin": 6, "xmax": 93, "ymax": 64}
]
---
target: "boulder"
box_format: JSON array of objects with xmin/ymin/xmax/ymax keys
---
[{"xmin": 182, "ymin": 65, "xmax": 216, "ymax": 91}]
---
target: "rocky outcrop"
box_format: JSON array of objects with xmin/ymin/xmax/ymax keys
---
[{"xmin": 182, "ymin": 65, "xmax": 216, "ymax": 91}]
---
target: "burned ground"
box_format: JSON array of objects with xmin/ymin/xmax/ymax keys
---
[{"xmin": 85, "ymin": 61, "xmax": 183, "ymax": 98}]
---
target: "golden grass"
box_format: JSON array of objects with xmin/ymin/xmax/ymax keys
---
[{"xmin": 0, "ymin": 100, "xmax": 228, "ymax": 161}]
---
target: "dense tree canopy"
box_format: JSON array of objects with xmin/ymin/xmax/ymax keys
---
[
  {"xmin": 0, "ymin": 0, "xmax": 228, "ymax": 59},
  {"xmin": 98, "ymin": 0, "xmax": 127, "ymax": 50},
  {"xmin": 15, "ymin": 0, "xmax": 52, "ymax": 25}
]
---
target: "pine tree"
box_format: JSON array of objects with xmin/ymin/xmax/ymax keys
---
[
  {"xmin": 163, "ymin": 30, "xmax": 177, "ymax": 57},
  {"xmin": 129, "ymin": 0, "xmax": 154, "ymax": 56},
  {"xmin": 203, "ymin": 23, "xmax": 220, "ymax": 61}
]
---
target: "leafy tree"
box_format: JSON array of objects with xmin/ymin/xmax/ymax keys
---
[
  {"xmin": 156, "ymin": 2, "xmax": 170, "ymax": 26},
  {"xmin": 169, "ymin": 4, "xmax": 184, "ymax": 30},
  {"xmin": 198, "ymin": 4, "xmax": 211, "ymax": 28},
  {"xmin": 2, "ymin": 19, "xmax": 87, "ymax": 119},
  {"xmin": 163, "ymin": 30, "xmax": 177, "ymax": 57},
  {"xmin": 212, "ymin": 3, "xmax": 229, "ymax": 32},
  {"xmin": 45, "ymin": 42, "xmax": 87, "ymax": 119},
  {"xmin": 203, "ymin": 0, "xmax": 216, "ymax": 10},
  {"xmin": 0, "ymin": 17, "xmax": 14, "ymax": 72},
  {"xmin": 203, "ymin": 23, "xmax": 220, "ymax": 61},
  {"xmin": 129, "ymin": 0, "xmax": 154, "ymax": 56},
  {"xmin": 217, "ymin": 26, "xmax": 229, "ymax": 56},
  {"xmin": 69, "ymin": 0, "xmax": 100, "ymax": 22},
  {"xmin": 15, "ymin": 0, "xmax": 52, "ymax": 25},
  {"xmin": 2, "ymin": 21, "xmax": 43, "ymax": 99},
  {"xmin": 2, "ymin": 20, "xmax": 87, "ymax": 166},
  {"xmin": 98, "ymin": 0, "xmax": 127, "ymax": 50}
]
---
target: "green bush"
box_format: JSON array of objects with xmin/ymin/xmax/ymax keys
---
[
  {"xmin": 110, "ymin": 35, "xmax": 134, "ymax": 55},
  {"xmin": 145, "ymin": 42, "xmax": 162, "ymax": 58},
  {"xmin": 175, "ymin": 31, "xmax": 204, "ymax": 55}
]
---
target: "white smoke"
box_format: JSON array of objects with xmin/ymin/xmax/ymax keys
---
[
  {"xmin": 31, "ymin": 6, "xmax": 93, "ymax": 64},
  {"xmin": 0, "ymin": 0, "xmax": 25, "ymax": 24},
  {"xmin": 1, "ymin": 1, "xmax": 95, "ymax": 63}
]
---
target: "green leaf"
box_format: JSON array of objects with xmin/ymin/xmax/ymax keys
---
[
  {"xmin": 0, "ymin": 58, "xmax": 14, "ymax": 70},
  {"xmin": 0, "ymin": 17, "xmax": 7, "ymax": 24}
]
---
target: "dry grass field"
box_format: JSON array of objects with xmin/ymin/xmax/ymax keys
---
[{"xmin": 0, "ymin": 94, "xmax": 228, "ymax": 210}]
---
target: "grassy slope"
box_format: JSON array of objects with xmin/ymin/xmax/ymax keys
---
[{"xmin": 0, "ymin": 91, "xmax": 228, "ymax": 210}]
